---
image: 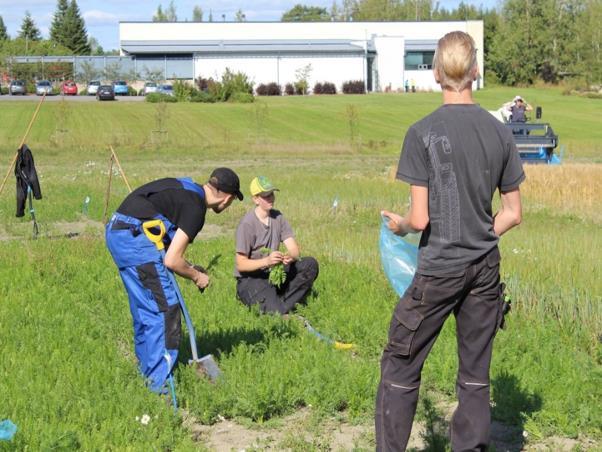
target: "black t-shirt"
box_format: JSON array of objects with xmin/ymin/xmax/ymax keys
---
[
  {"xmin": 117, "ymin": 178, "xmax": 207, "ymax": 242},
  {"xmin": 397, "ymin": 104, "xmax": 525, "ymax": 276}
]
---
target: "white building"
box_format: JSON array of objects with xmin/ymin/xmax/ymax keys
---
[{"xmin": 119, "ymin": 21, "xmax": 484, "ymax": 92}]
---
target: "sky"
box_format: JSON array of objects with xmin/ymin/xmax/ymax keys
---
[{"xmin": 0, "ymin": 0, "xmax": 496, "ymax": 51}]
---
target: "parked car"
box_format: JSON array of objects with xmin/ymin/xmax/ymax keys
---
[
  {"xmin": 87, "ymin": 80, "xmax": 101, "ymax": 96},
  {"xmin": 60, "ymin": 81, "xmax": 78, "ymax": 96},
  {"xmin": 9, "ymin": 80, "xmax": 27, "ymax": 95},
  {"xmin": 96, "ymin": 85, "xmax": 115, "ymax": 101},
  {"xmin": 157, "ymin": 84, "xmax": 174, "ymax": 96},
  {"xmin": 35, "ymin": 80, "xmax": 53, "ymax": 96},
  {"xmin": 112, "ymin": 80, "xmax": 129, "ymax": 96},
  {"xmin": 142, "ymin": 81, "xmax": 158, "ymax": 96}
]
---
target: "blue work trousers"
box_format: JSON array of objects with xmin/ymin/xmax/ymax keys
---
[{"xmin": 105, "ymin": 213, "xmax": 181, "ymax": 393}]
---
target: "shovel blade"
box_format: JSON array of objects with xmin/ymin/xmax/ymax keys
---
[{"xmin": 190, "ymin": 354, "xmax": 221, "ymax": 382}]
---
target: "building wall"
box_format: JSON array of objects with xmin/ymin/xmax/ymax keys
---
[
  {"xmin": 120, "ymin": 21, "xmax": 484, "ymax": 92},
  {"xmin": 195, "ymin": 55, "xmax": 365, "ymax": 92}
]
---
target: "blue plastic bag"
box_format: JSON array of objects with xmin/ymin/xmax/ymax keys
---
[
  {"xmin": 379, "ymin": 215, "xmax": 419, "ymax": 297},
  {"xmin": 0, "ymin": 420, "xmax": 17, "ymax": 441}
]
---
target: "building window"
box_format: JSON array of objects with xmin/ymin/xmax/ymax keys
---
[{"xmin": 404, "ymin": 51, "xmax": 434, "ymax": 70}]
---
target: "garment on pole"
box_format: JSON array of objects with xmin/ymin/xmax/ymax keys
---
[{"xmin": 15, "ymin": 144, "xmax": 42, "ymax": 218}]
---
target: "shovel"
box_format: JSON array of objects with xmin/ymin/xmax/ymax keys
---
[{"xmin": 142, "ymin": 220, "xmax": 221, "ymax": 381}]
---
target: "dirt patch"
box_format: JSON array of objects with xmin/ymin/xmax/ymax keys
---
[{"xmin": 181, "ymin": 406, "xmax": 599, "ymax": 451}]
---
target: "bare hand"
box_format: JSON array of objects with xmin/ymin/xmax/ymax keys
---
[
  {"xmin": 193, "ymin": 271, "xmax": 209, "ymax": 290},
  {"xmin": 266, "ymin": 251, "xmax": 284, "ymax": 267},
  {"xmin": 283, "ymin": 254, "xmax": 295, "ymax": 265},
  {"xmin": 381, "ymin": 210, "xmax": 405, "ymax": 236}
]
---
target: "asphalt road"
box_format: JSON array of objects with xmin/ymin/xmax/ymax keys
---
[{"xmin": 0, "ymin": 94, "xmax": 145, "ymax": 102}]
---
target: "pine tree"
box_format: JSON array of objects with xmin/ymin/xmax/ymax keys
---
[
  {"xmin": 19, "ymin": 11, "xmax": 42, "ymax": 41},
  {"xmin": 50, "ymin": 0, "xmax": 70, "ymax": 44},
  {"xmin": 62, "ymin": 0, "xmax": 91, "ymax": 54},
  {"xmin": 0, "ymin": 15, "xmax": 9, "ymax": 41}
]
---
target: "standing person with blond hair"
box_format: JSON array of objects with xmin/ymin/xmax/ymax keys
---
[{"xmin": 375, "ymin": 31, "xmax": 524, "ymax": 451}]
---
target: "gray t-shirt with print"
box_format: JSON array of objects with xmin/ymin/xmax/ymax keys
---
[
  {"xmin": 397, "ymin": 103, "xmax": 525, "ymax": 276},
  {"xmin": 234, "ymin": 209, "xmax": 294, "ymax": 278}
]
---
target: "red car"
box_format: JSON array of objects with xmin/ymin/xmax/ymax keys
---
[{"xmin": 60, "ymin": 81, "xmax": 78, "ymax": 96}]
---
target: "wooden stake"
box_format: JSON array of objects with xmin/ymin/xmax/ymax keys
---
[
  {"xmin": 102, "ymin": 155, "xmax": 115, "ymax": 224},
  {"xmin": 0, "ymin": 92, "xmax": 47, "ymax": 197},
  {"xmin": 109, "ymin": 145, "xmax": 132, "ymax": 193}
]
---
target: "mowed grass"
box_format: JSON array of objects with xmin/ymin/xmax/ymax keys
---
[{"xmin": 0, "ymin": 88, "xmax": 600, "ymax": 449}]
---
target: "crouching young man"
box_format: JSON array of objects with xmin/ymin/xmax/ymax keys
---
[
  {"xmin": 375, "ymin": 31, "xmax": 524, "ymax": 451},
  {"xmin": 234, "ymin": 176, "xmax": 319, "ymax": 315}
]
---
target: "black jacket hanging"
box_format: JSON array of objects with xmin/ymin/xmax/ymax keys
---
[{"xmin": 15, "ymin": 144, "xmax": 42, "ymax": 218}]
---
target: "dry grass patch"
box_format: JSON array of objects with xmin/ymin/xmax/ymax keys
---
[{"xmin": 522, "ymin": 164, "xmax": 602, "ymax": 223}]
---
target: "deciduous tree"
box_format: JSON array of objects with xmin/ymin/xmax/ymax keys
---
[
  {"xmin": 282, "ymin": 4, "xmax": 331, "ymax": 21},
  {"xmin": 192, "ymin": 5, "xmax": 203, "ymax": 22}
]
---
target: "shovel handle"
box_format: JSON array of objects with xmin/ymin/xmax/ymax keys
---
[{"xmin": 142, "ymin": 220, "xmax": 166, "ymax": 250}]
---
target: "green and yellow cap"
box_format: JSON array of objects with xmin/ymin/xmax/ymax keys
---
[{"xmin": 250, "ymin": 176, "xmax": 279, "ymax": 197}]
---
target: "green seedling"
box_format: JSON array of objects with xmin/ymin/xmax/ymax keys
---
[{"xmin": 260, "ymin": 247, "xmax": 287, "ymax": 288}]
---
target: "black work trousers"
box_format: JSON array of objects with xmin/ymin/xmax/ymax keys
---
[
  {"xmin": 375, "ymin": 247, "xmax": 505, "ymax": 452},
  {"xmin": 236, "ymin": 257, "xmax": 319, "ymax": 315}
]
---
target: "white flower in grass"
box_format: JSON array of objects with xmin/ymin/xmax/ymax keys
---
[
  {"xmin": 140, "ymin": 414, "xmax": 151, "ymax": 425},
  {"xmin": 522, "ymin": 430, "xmax": 528, "ymax": 438}
]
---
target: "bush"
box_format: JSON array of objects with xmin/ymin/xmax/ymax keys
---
[
  {"xmin": 284, "ymin": 83, "xmax": 295, "ymax": 96},
  {"xmin": 173, "ymin": 80, "xmax": 193, "ymax": 101},
  {"xmin": 0, "ymin": 87, "xmax": 8, "ymax": 95},
  {"xmin": 294, "ymin": 80, "xmax": 308, "ymax": 95},
  {"xmin": 145, "ymin": 93, "xmax": 177, "ymax": 103},
  {"xmin": 78, "ymin": 89, "xmax": 87, "ymax": 96},
  {"xmin": 256, "ymin": 82, "xmax": 281, "ymax": 96},
  {"xmin": 314, "ymin": 82, "xmax": 336, "ymax": 95},
  {"xmin": 342, "ymin": 80, "xmax": 366, "ymax": 94},
  {"xmin": 127, "ymin": 86, "xmax": 137, "ymax": 96},
  {"xmin": 218, "ymin": 68, "xmax": 254, "ymax": 101},
  {"xmin": 228, "ymin": 92, "xmax": 254, "ymax": 103},
  {"xmin": 190, "ymin": 91, "xmax": 217, "ymax": 103}
]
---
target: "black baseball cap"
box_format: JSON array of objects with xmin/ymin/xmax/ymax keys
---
[{"xmin": 209, "ymin": 167, "xmax": 244, "ymax": 201}]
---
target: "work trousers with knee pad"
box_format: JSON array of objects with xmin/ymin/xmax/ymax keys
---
[
  {"xmin": 236, "ymin": 257, "xmax": 319, "ymax": 314},
  {"xmin": 105, "ymin": 213, "xmax": 181, "ymax": 393},
  {"xmin": 375, "ymin": 247, "xmax": 505, "ymax": 452}
]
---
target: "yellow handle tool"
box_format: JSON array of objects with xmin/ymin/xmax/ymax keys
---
[{"xmin": 142, "ymin": 220, "xmax": 166, "ymax": 251}]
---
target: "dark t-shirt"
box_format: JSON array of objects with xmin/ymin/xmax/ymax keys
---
[
  {"xmin": 510, "ymin": 104, "xmax": 527, "ymax": 122},
  {"xmin": 117, "ymin": 178, "xmax": 207, "ymax": 242},
  {"xmin": 234, "ymin": 209, "xmax": 294, "ymax": 278},
  {"xmin": 397, "ymin": 104, "xmax": 525, "ymax": 276}
]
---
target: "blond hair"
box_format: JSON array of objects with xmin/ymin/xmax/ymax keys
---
[{"xmin": 433, "ymin": 31, "xmax": 478, "ymax": 92}]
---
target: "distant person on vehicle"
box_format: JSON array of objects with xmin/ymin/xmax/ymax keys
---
[
  {"xmin": 105, "ymin": 168, "xmax": 243, "ymax": 394},
  {"xmin": 234, "ymin": 176, "xmax": 319, "ymax": 315},
  {"xmin": 505, "ymin": 95, "xmax": 533, "ymax": 123},
  {"xmin": 375, "ymin": 31, "xmax": 524, "ymax": 451}
]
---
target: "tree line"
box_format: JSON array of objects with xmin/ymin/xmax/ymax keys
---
[
  {"xmin": 0, "ymin": 0, "xmax": 98, "ymax": 56},
  {"xmin": 280, "ymin": 0, "xmax": 601, "ymax": 85}
]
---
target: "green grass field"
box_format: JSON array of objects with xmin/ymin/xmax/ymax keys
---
[{"xmin": 0, "ymin": 87, "xmax": 600, "ymax": 450}]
